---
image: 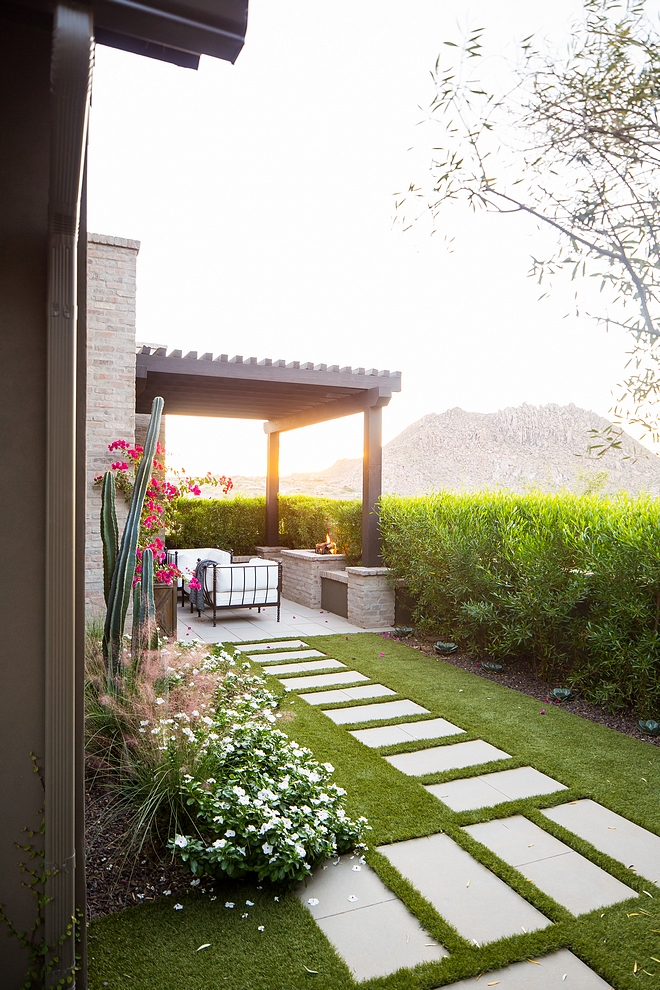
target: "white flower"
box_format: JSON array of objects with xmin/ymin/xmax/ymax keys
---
[
  {"xmin": 323, "ymin": 762, "xmax": 334, "ymax": 772},
  {"xmin": 246, "ymin": 900, "xmax": 254, "ymax": 906},
  {"xmin": 225, "ymin": 829, "xmax": 236, "ymax": 838},
  {"xmin": 191, "ymin": 709, "xmax": 200, "ymax": 717},
  {"xmin": 174, "ymin": 834, "xmax": 188, "ymax": 848},
  {"xmin": 139, "ymin": 720, "xmax": 149, "ymax": 726},
  {"xmin": 257, "ymin": 925, "xmax": 265, "ymax": 932},
  {"xmin": 155, "ymin": 697, "xmax": 165, "ymax": 705},
  {"xmin": 190, "ymin": 878, "xmax": 201, "ymax": 886},
  {"xmin": 232, "ymin": 785, "xmax": 246, "ymax": 796},
  {"xmin": 206, "ymin": 777, "xmax": 216, "ymax": 784},
  {"xmin": 262, "ymin": 843, "xmax": 273, "ymax": 855},
  {"xmin": 225, "ymin": 902, "xmax": 235, "ymax": 908},
  {"xmin": 212, "ymin": 839, "xmax": 227, "ymax": 849},
  {"xmin": 238, "ymin": 795, "xmax": 250, "ymax": 806},
  {"xmin": 173, "ymin": 903, "xmax": 183, "ymax": 910}
]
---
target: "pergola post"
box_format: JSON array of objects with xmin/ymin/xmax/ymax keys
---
[
  {"xmin": 362, "ymin": 404, "xmax": 383, "ymax": 566},
  {"xmin": 265, "ymin": 429, "xmax": 280, "ymax": 546}
]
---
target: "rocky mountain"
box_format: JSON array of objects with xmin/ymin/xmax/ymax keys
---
[{"xmin": 226, "ymin": 403, "xmax": 660, "ymax": 499}]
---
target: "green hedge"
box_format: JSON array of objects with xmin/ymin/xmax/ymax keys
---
[
  {"xmin": 168, "ymin": 495, "xmax": 362, "ymax": 564},
  {"xmin": 381, "ymin": 491, "xmax": 660, "ymax": 715}
]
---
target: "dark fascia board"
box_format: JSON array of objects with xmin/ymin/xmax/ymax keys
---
[
  {"xmin": 94, "ymin": 27, "xmax": 200, "ymax": 68},
  {"xmin": 17, "ymin": 0, "xmax": 249, "ymax": 64},
  {"xmin": 135, "ymin": 350, "xmax": 402, "ymax": 394}
]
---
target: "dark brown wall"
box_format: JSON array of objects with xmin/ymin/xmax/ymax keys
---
[{"xmin": 0, "ymin": 11, "xmax": 53, "ymax": 983}]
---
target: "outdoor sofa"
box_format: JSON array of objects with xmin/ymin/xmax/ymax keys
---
[{"xmin": 166, "ymin": 548, "xmax": 281, "ymax": 625}]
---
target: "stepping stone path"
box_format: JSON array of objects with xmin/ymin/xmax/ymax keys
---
[
  {"xmin": 266, "ymin": 658, "xmax": 346, "ymax": 674},
  {"xmin": 324, "ymin": 699, "xmax": 429, "ymax": 725},
  {"xmin": 542, "ymin": 799, "xmax": 660, "ymax": 885},
  {"xmin": 249, "ymin": 649, "xmax": 324, "ymax": 663},
  {"xmin": 464, "ymin": 815, "xmax": 637, "ymax": 915},
  {"xmin": 444, "ymin": 948, "xmax": 612, "ymax": 988},
  {"xmin": 295, "ymin": 855, "xmax": 447, "ymax": 981},
  {"xmin": 378, "ymin": 832, "xmax": 551, "ymax": 944},
  {"xmin": 428, "ymin": 766, "xmax": 567, "ymax": 812},
  {"xmin": 279, "ymin": 671, "xmax": 369, "ymax": 691},
  {"xmin": 234, "ymin": 639, "xmax": 309, "ymax": 652},
  {"xmin": 385, "ymin": 738, "xmax": 510, "ymax": 777},
  {"xmin": 246, "ymin": 638, "xmax": 655, "ymax": 986},
  {"xmin": 350, "ymin": 716, "xmax": 465, "ymax": 748},
  {"xmin": 298, "ymin": 683, "xmax": 395, "ymax": 706}
]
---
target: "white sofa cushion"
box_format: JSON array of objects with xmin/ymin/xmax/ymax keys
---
[
  {"xmin": 203, "ymin": 559, "xmax": 279, "ymax": 605},
  {"xmin": 168, "ymin": 548, "xmax": 231, "ymax": 586}
]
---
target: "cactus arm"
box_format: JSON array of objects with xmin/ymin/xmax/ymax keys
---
[
  {"xmin": 131, "ymin": 547, "xmax": 158, "ymax": 666},
  {"xmin": 103, "ymin": 396, "xmax": 164, "ymax": 676},
  {"xmin": 101, "ymin": 471, "xmax": 119, "ymax": 606}
]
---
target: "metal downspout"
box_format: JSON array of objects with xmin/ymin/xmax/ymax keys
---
[{"xmin": 45, "ymin": 5, "xmax": 93, "ymax": 985}]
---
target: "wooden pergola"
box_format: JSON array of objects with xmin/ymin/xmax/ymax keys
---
[{"xmin": 135, "ymin": 347, "xmax": 402, "ymax": 565}]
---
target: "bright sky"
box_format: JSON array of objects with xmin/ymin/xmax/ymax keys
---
[{"xmin": 88, "ymin": 0, "xmax": 644, "ymax": 478}]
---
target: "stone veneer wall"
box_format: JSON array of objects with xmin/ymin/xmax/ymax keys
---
[
  {"xmin": 85, "ymin": 233, "xmax": 140, "ymax": 615},
  {"xmin": 345, "ymin": 567, "xmax": 395, "ymax": 628},
  {"xmin": 280, "ymin": 550, "xmax": 347, "ymax": 609}
]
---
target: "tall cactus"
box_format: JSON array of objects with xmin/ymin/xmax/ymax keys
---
[
  {"xmin": 103, "ymin": 396, "xmax": 164, "ymax": 679},
  {"xmin": 131, "ymin": 547, "xmax": 158, "ymax": 666},
  {"xmin": 101, "ymin": 471, "xmax": 119, "ymax": 606}
]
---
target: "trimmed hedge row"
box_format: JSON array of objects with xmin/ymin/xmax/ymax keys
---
[
  {"xmin": 168, "ymin": 495, "xmax": 362, "ymax": 564},
  {"xmin": 381, "ymin": 491, "xmax": 660, "ymax": 715}
]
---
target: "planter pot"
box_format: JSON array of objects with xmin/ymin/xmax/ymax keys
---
[{"xmin": 154, "ymin": 582, "xmax": 177, "ymax": 637}]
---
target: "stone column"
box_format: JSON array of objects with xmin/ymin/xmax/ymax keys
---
[
  {"xmin": 85, "ymin": 232, "xmax": 140, "ymax": 614},
  {"xmin": 346, "ymin": 566, "xmax": 395, "ymax": 628}
]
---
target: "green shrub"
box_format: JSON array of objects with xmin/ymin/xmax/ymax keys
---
[
  {"xmin": 381, "ymin": 491, "xmax": 660, "ymax": 714},
  {"xmin": 168, "ymin": 495, "xmax": 362, "ymax": 563}
]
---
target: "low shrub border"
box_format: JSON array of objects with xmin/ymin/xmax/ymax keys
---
[{"xmin": 167, "ymin": 494, "xmax": 362, "ymax": 562}]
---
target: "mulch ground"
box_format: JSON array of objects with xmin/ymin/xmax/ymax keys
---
[
  {"xmin": 85, "ymin": 777, "xmax": 221, "ymax": 920},
  {"xmin": 386, "ymin": 631, "xmax": 660, "ymax": 747},
  {"xmin": 86, "ymin": 632, "xmax": 659, "ymax": 919}
]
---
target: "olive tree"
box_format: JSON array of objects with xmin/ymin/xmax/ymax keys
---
[{"xmin": 398, "ymin": 0, "xmax": 660, "ymax": 451}]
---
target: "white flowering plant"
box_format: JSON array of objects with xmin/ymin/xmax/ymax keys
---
[
  {"xmin": 169, "ymin": 721, "xmax": 367, "ymax": 884},
  {"xmin": 86, "ymin": 636, "xmax": 368, "ymax": 882}
]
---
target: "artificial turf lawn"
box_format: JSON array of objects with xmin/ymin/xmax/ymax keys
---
[{"xmin": 88, "ymin": 633, "xmax": 660, "ymax": 989}]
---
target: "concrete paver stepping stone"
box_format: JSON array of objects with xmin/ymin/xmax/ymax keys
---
[
  {"xmin": 427, "ymin": 766, "xmax": 567, "ymax": 812},
  {"xmin": 350, "ymin": 717, "xmax": 465, "ymax": 748},
  {"xmin": 299, "ymin": 684, "xmax": 395, "ymax": 706},
  {"xmin": 234, "ymin": 640, "xmax": 308, "ymax": 651},
  {"xmin": 296, "ymin": 856, "xmax": 448, "ymax": 981},
  {"xmin": 266, "ymin": 659, "xmax": 346, "ymax": 675},
  {"xmin": 378, "ymin": 832, "xmax": 551, "ymax": 945},
  {"xmin": 464, "ymin": 815, "xmax": 637, "ymax": 915},
  {"xmin": 324, "ymin": 699, "xmax": 430, "ymax": 725},
  {"xmin": 542, "ymin": 798, "xmax": 660, "ymax": 885},
  {"xmin": 280, "ymin": 671, "xmax": 369, "ymax": 690},
  {"xmin": 386, "ymin": 739, "xmax": 510, "ymax": 777},
  {"xmin": 249, "ymin": 649, "xmax": 325, "ymax": 663},
  {"xmin": 441, "ymin": 948, "xmax": 612, "ymax": 988}
]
